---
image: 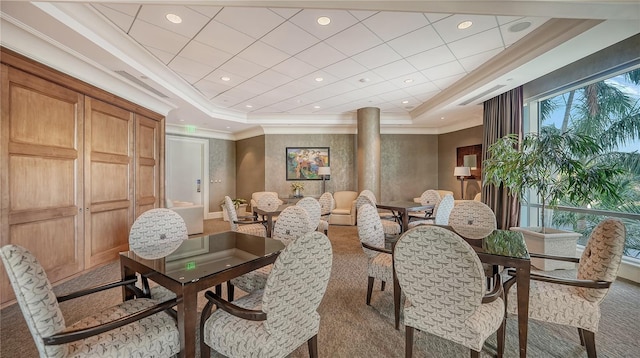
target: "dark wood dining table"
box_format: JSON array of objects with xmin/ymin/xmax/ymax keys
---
[
  {"xmin": 376, "ymin": 201, "xmax": 435, "ymax": 233},
  {"xmin": 392, "ymin": 226, "xmax": 531, "ymax": 358},
  {"xmin": 120, "ymin": 231, "xmax": 285, "ymax": 358},
  {"xmin": 253, "ymin": 204, "xmax": 291, "ymax": 237}
]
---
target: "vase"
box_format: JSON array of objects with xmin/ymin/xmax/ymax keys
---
[{"xmin": 294, "ymin": 188, "xmax": 300, "ymax": 197}]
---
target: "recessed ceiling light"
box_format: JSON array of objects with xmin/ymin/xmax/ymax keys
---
[
  {"xmin": 402, "ymin": 100, "xmax": 409, "ymax": 104},
  {"xmin": 509, "ymin": 21, "xmax": 532, "ymax": 33},
  {"xmin": 457, "ymin": 20, "xmax": 473, "ymax": 30},
  {"xmin": 166, "ymin": 13, "xmax": 182, "ymax": 24},
  {"xmin": 441, "ymin": 117, "xmax": 445, "ymax": 120},
  {"xmin": 179, "ymin": 119, "xmax": 185, "ymax": 122},
  {"xmin": 221, "ymin": 76, "xmax": 230, "ymax": 81},
  {"xmin": 226, "ymin": 126, "xmax": 230, "ymax": 129},
  {"xmin": 246, "ymin": 104, "xmax": 253, "ymax": 108},
  {"xmin": 315, "ymin": 77, "xmax": 323, "ymax": 82},
  {"xmin": 317, "ymin": 16, "xmax": 331, "ymax": 26},
  {"xmin": 313, "ymin": 105, "xmax": 320, "ymax": 109},
  {"xmin": 404, "ymin": 78, "xmax": 414, "ymax": 84},
  {"xmin": 359, "ymin": 78, "xmax": 370, "ymax": 83}
]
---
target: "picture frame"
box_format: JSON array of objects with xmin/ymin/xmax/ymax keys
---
[
  {"xmin": 456, "ymin": 144, "xmax": 482, "ymax": 179},
  {"xmin": 286, "ymin": 147, "xmax": 330, "ymax": 180}
]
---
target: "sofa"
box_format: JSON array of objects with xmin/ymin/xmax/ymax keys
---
[
  {"xmin": 329, "ymin": 191, "xmax": 358, "ymax": 226},
  {"xmin": 166, "ymin": 199, "xmax": 204, "ymax": 235}
]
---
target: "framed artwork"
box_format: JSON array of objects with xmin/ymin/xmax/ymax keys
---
[
  {"xmin": 456, "ymin": 144, "xmax": 482, "ymax": 179},
  {"xmin": 286, "ymin": 147, "xmax": 330, "ymax": 180}
]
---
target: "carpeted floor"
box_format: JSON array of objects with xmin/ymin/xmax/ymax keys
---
[{"xmin": 1, "ymin": 219, "xmax": 639, "ymax": 357}]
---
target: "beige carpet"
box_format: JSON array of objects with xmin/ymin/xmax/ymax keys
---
[{"xmin": 2, "ymin": 220, "xmax": 639, "ymax": 357}]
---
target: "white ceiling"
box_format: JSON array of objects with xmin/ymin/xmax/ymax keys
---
[{"xmin": 1, "ymin": 1, "xmax": 639, "ymax": 139}]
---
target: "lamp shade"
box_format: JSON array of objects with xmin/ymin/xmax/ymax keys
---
[
  {"xmin": 318, "ymin": 167, "xmax": 331, "ymax": 175},
  {"xmin": 454, "ymin": 166, "xmax": 471, "ymax": 177}
]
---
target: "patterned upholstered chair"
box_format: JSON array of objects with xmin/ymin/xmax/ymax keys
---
[
  {"xmin": 318, "ymin": 192, "xmax": 335, "ymax": 234},
  {"xmin": 408, "ymin": 189, "xmax": 441, "ymax": 221},
  {"xmin": 394, "ymin": 225, "xmax": 506, "ymax": 358},
  {"xmin": 224, "ymin": 195, "xmax": 267, "ymax": 237},
  {"xmin": 296, "ymin": 196, "xmax": 322, "ymax": 233},
  {"xmin": 359, "ymin": 189, "xmax": 396, "ymax": 221},
  {"xmin": 0, "ymin": 244, "xmax": 180, "ymax": 358},
  {"xmin": 356, "ymin": 203, "xmax": 401, "ymax": 329},
  {"xmin": 505, "ymin": 218, "xmax": 626, "ymax": 358},
  {"xmin": 408, "ymin": 194, "xmax": 455, "ymax": 228},
  {"xmin": 200, "ymin": 231, "xmax": 333, "ymax": 358},
  {"xmin": 227, "ymin": 205, "xmax": 312, "ymax": 301},
  {"xmin": 250, "ymin": 191, "xmax": 282, "ymax": 211},
  {"xmin": 129, "ymin": 208, "xmax": 189, "ymax": 302},
  {"xmin": 356, "ymin": 194, "xmax": 401, "ymax": 235},
  {"xmin": 256, "ymin": 192, "xmax": 283, "ymax": 212},
  {"xmin": 448, "ymin": 200, "xmax": 497, "ymax": 240}
]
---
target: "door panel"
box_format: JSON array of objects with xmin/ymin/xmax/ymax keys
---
[{"xmin": 135, "ymin": 115, "xmax": 160, "ymax": 217}]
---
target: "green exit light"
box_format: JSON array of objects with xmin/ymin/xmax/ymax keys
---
[
  {"xmin": 185, "ymin": 261, "xmax": 196, "ymax": 270},
  {"xmin": 185, "ymin": 125, "xmax": 197, "ymax": 133}
]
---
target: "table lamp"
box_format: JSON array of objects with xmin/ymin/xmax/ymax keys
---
[
  {"xmin": 318, "ymin": 166, "xmax": 331, "ymax": 194},
  {"xmin": 454, "ymin": 166, "xmax": 471, "ymax": 199}
]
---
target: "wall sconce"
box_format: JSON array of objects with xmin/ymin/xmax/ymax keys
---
[
  {"xmin": 454, "ymin": 166, "xmax": 471, "ymax": 199},
  {"xmin": 318, "ymin": 167, "xmax": 331, "ymax": 193}
]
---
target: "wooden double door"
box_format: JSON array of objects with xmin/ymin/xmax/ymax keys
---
[{"xmin": 0, "ymin": 62, "xmax": 163, "ymax": 305}]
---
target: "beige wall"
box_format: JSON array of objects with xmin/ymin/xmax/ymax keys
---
[
  {"xmin": 209, "ymin": 137, "xmax": 236, "ymax": 212},
  {"xmin": 438, "ymin": 125, "xmax": 484, "ymax": 200},
  {"xmin": 236, "ymin": 135, "xmax": 266, "ymax": 203}
]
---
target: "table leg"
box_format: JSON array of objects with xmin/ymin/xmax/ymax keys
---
[
  {"xmin": 515, "ymin": 264, "xmax": 531, "ymax": 358},
  {"xmin": 177, "ymin": 285, "xmax": 198, "ymax": 358},
  {"xmin": 119, "ymin": 261, "xmax": 136, "ymax": 301},
  {"xmin": 401, "ymin": 209, "xmax": 409, "ymax": 233},
  {"xmin": 266, "ymin": 216, "xmax": 273, "ymax": 238}
]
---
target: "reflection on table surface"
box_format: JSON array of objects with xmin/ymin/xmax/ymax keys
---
[
  {"xmin": 434, "ymin": 225, "xmax": 529, "ymax": 259},
  {"xmin": 120, "ymin": 231, "xmax": 284, "ymax": 284}
]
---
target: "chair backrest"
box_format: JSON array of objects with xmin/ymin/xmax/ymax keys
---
[
  {"xmin": 318, "ymin": 192, "xmax": 335, "ymax": 216},
  {"xmin": 359, "ymin": 189, "xmax": 377, "ymax": 204},
  {"xmin": 394, "ymin": 226, "xmax": 486, "ymax": 320},
  {"xmin": 356, "ymin": 204, "xmax": 386, "ymax": 258},
  {"xmin": 473, "ymin": 192, "xmax": 482, "ymax": 202},
  {"xmin": 251, "ymin": 191, "xmax": 280, "ymax": 208},
  {"xmin": 448, "ymin": 200, "xmax": 497, "ymax": 239},
  {"xmin": 0, "ymin": 245, "xmax": 67, "ymax": 358},
  {"xmin": 224, "ymin": 196, "xmax": 242, "ymax": 231},
  {"xmin": 355, "ymin": 193, "xmax": 375, "ymax": 210},
  {"xmin": 434, "ymin": 194, "xmax": 455, "ymax": 225},
  {"xmin": 129, "ymin": 208, "xmax": 188, "ymax": 259},
  {"xmin": 272, "ymin": 206, "xmax": 312, "ymax": 246},
  {"xmin": 256, "ymin": 193, "xmax": 283, "ymax": 212},
  {"xmin": 576, "ymin": 218, "xmax": 626, "ymax": 302},
  {"xmin": 296, "ymin": 197, "xmax": 322, "ymax": 232},
  {"xmin": 419, "ymin": 189, "xmax": 442, "ymax": 207},
  {"xmin": 333, "ymin": 191, "xmax": 358, "ymax": 211},
  {"xmin": 262, "ymin": 231, "xmax": 333, "ymax": 336}
]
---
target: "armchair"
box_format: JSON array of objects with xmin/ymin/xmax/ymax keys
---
[
  {"xmin": 200, "ymin": 231, "xmax": 333, "ymax": 358},
  {"xmin": 224, "ymin": 195, "xmax": 267, "ymax": 237},
  {"xmin": 329, "ymin": 190, "xmax": 358, "ymax": 226},
  {"xmin": 504, "ymin": 218, "xmax": 626, "ymax": 358},
  {"xmin": 251, "ymin": 191, "xmax": 282, "ymax": 211},
  {"xmin": 0, "ymin": 244, "xmax": 180, "ymax": 358}
]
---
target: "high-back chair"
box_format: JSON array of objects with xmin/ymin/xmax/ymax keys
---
[
  {"xmin": 360, "ymin": 189, "xmax": 396, "ymax": 221},
  {"xmin": 408, "ymin": 193, "xmax": 455, "ymax": 228},
  {"xmin": 250, "ymin": 191, "xmax": 281, "ymax": 210},
  {"xmin": 505, "ymin": 218, "xmax": 626, "ymax": 358},
  {"xmin": 394, "ymin": 226, "xmax": 505, "ymax": 358},
  {"xmin": 201, "ymin": 231, "xmax": 333, "ymax": 358},
  {"xmin": 0, "ymin": 245, "xmax": 180, "ymax": 358},
  {"xmin": 296, "ymin": 197, "xmax": 322, "ymax": 233},
  {"xmin": 356, "ymin": 194, "xmax": 401, "ymax": 235},
  {"xmin": 256, "ymin": 192, "xmax": 283, "ymax": 212},
  {"xmin": 448, "ymin": 200, "xmax": 497, "ymax": 240},
  {"xmin": 408, "ymin": 189, "xmax": 441, "ymax": 221},
  {"xmin": 227, "ymin": 205, "xmax": 312, "ymax": 300},
  {"xmin": 318, "ymin": 192, "xmax": 335, "ymax": 234},
  {"xmin": 224, "ymin": 195, "xmax": 267, "ymax": 237},
  {"xmin": 356, "ymin": 203, "xmax": 400, "ymax": 329}
]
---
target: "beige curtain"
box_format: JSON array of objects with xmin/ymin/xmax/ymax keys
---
[{"xmin": 482, "ymin": 86, "xmax": 522, "ymax": 229}]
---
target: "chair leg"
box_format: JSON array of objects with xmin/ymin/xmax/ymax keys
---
[
  {"xmin": 405, "ymin": 326, "xmax": 414, "ymax": 358},
  {"xmin": 582, "ymin": 330, "xmax": 597, "ymax": 358},
  {"xmin": 497, "ymin": 315, "xmax": 506, "ymax": 358},
  {"xmin": 200, "ymin": 299, "xmax": 215, "ymax": 358},
  {"xmin": 226, "ymin": 281, "xmax": 235, "ymax": 302},
  {"xmin": 470, "ymin": 350, "xmax": 480, "ymax": 358},
  {"xmin": 381, "ymin": 280, "xmax": 386, "ymax": 292},
  {"xmin": 215, "ymin": 284, "xmax": 222, "ymax": 296},
  {"xmin": 366, "ymin": 277, "xmax": 374, "ymax": 305},
  {"xmin": 578, "ymin": 327, "xmax": 585, "ymax": 346},
  {"xmin": 307, "ymin": 334, "xmax": 318, "ymax": 358}
]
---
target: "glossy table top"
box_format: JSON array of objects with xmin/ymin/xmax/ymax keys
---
[
  {"xmin": 120, "ymin": 231, "xmax": 284, "ymax": 284},
  {"xmin": 435, "ymin": 225, "xmax": 529, "ymax": 260}
]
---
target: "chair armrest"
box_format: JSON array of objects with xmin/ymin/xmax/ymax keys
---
[
  {"xmin": 529, "ymin": 252, "xmax": 580, "ymax": 263},
  {"xmin": 361, "ymin": 242, "xmax": 393, "ymax": 255},
  {"xmin": 57, "ymin": 278, "xmax": 139, "ymax": 302},
  {"xmin": 43, "ymin": 298, "xmax": 180, "ymax": 345},
  {"xmin": 505, "ymin": 269, "xmax": 612, "ymax": 289},
  {"xmin": 482, "ymin": 275, "xmax": 503, "ymax": 304},
  {"xmin": 204, "ymin": 291, "xmax": 267, "ymax": 321}
]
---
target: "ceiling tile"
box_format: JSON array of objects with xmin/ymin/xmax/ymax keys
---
[
  {"xmin": 424, "ymin": 13, "xmax": 451, "ymax": 23},
  {"xmin": 324, "ymin": 23, "xmax": 382, "ymax": 56},
  {"xmin": 387, "ymin": 71, "xmax": 432, "ymax": 89},
  {"xmin": 431, "ymin": 14, "xmax": 498, "ymax": 43},
  {"xmin": 179, "ymin": 40, "xmax": 233, "ymax": 68},
  {"xmin": 272, "ymin": 57, "xmax": 317, "ymax": 78},
  {"xmin": 129, "ymin": 20, "xmax": 190, "ymax": 55},
  {"xmin": 145, "ymin": 45, "xmax": 178, "ymax": 64},
  {"xmin": 373, "ymin": 59, "xmax": 418, "ymax": 80},
  {"xmin": 194, "ymin": 20, "xmax": 255, "ymax": 54},
  {"xmin": 363, "ymin": 11, "xmax": 429, "ymax": 41},
  {"xmin": 289, "ymin": 9, "xmax": 359, "ymax": 40},
  {"xmin": 346, "ymin": 71, "xmax": 386, "ymax": 86},
  {"xmin": 500, "ymin": 17, "xmax": 549, "ymax": 46},
  {"xmin": 448, "ymin": 28, "xmax": 504, "ymax": 59},
  {"xmin": 136, "ymin": 5, "xmax": 211, "ymax": 38},
  {"xmin": 214, "ymin": 7, "xmax": 286, "ymax": 39},
  {"xmin": 168, "ymin": 56, "xmax": 214, "ymax": 81},
  {"xmin": 387, "ymin": 25, "xmax": 444, "ymax": 57},
  {"xmin": 376, "ymin": 88, "xmax": 413, "ymax": 103},
  {"xmin": 431, "ymin": 73, "xmax": 466, "ymax": 89},
  {"xmin": 92, "ymin": 4, "xmax": 136, "ymax": 32},
  {"xmin": 421, "ymin": 61, "xmax": 466, "ymax": 81},
  {"xmin": 348, "ymin": 10, "xmax": 378, "ymax": 21},
  {"xmin": 251, "ymin": 69, "xmax": 294, "ymax": 87},
  {"xmin": 193, "ymin": 78, "xmax": 232, "ymax": 98},
  {"xmin": 270, "ymin": 8, "xmax": 301, "ymax": 19},
  {"xmin": 295, "ymin": 42, "xmax": 347, "ymax": 68},
  {"xmin": 458, "ymin": 48, "xmax": 502, "ymax": 72},
  {"xmin": 261, "ymin": 22, "xmax": 319, "ymax": 56},
  {"xmin": 187, "ymin": 5, "xmax": 222, "ymax": 18},
  {"xmin": 203, "ymin": 68, "xmax": 249, "ymax": 87},
  {"xmin": 406, "ymin": 45, "xmax": 456, "ymax": 70},
  {"xmin": 238, "ymin": 41, "xmax": 290, "ymax": 68},
  {"xmin": 323, "ymin": 58, "xmax": 368, "ymax": 79},
  {"xmin": 219, "ymin": 56, "xmax": 267, "ymax": 79},
  {"xmin": 233, "ymin": 79, "xmax": 273, "ymax": 96},
  {"xmin": 351, "ymin": 44, "xmax": 402, "ymax": 70},
  {"xmin": 403, "ymin": 82, "xmax": 440, "ymax": 97}
]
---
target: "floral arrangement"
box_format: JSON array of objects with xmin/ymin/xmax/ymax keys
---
[{"xmin": 291, "ymin": 182, "xmax": 305, "ymax": 192}]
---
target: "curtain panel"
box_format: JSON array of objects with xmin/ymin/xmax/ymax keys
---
[{"xmin": 482, "ymin": 86, "xmax": 523, "ymax": 229}]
